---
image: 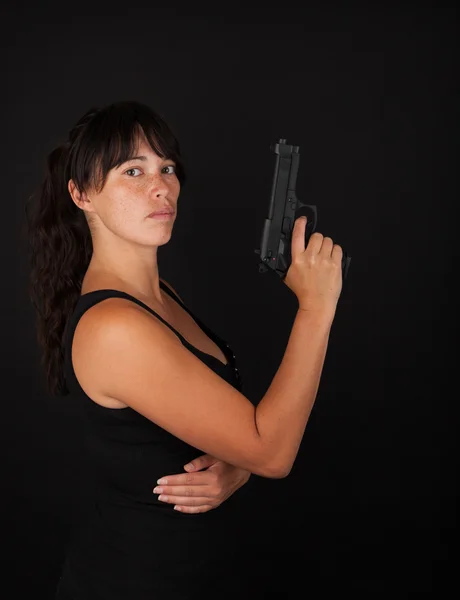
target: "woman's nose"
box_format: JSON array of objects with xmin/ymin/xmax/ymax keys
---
[{"xmin": 150, "ymin": 174, "xmax": 169, "ymax": 196}]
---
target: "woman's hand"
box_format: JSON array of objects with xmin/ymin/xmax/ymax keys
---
[{"xmin": 153, "ymin": 454, "xmax": 251, "ymax": 514}]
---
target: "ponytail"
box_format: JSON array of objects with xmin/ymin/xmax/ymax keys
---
[{"xmin": 25, "ymin": 142, "xmax": 92, "ymax": 396}]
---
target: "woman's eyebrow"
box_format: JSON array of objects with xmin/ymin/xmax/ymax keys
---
[
  {"xmin": 116, "ymin": 155, "xmax": 175, "ymax": 169},
  {"xmin": 116, "ymin": 155, "xmax": 148, "ymax": 169}
]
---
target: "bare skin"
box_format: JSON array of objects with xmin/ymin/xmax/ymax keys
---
[
  {"xmin": 81, "ymin": 271, "xmax": 228, "ymax": 368},
  {"xmin": 68, "ymin": 129, "xmax": 179, "ymax": 310}
]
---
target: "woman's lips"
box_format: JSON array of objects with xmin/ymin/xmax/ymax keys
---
[{"xmin": 147, "ymin": 212, "xmax": 174, "ymax": 219}]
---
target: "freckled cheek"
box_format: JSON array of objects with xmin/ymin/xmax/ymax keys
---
[{"xmin": 107, "ymin": 197, "xmax": 140, "ymax": 228}]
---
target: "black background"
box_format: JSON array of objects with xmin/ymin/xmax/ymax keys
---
[{"xmin": 1, "ymin": 0, "xmax": 457, "ymax": 597}]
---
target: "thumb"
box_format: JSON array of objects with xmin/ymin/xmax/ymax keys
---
[{"xmin": 184, "ymin": 454, "xmax": 216, "ymax": 471}]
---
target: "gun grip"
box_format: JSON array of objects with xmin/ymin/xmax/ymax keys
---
[{"xmin": 342, "ymin": 253, "xmax": 351, "ymax": 281}]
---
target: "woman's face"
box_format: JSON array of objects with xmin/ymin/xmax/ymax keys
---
[{"xmin": 70, "ymin": 131, "xmax": 180, "ymax": 248}]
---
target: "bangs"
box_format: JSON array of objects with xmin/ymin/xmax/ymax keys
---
[{"xmin": 68, "ymin": 101, "xmax": 185, "ymax": 194}]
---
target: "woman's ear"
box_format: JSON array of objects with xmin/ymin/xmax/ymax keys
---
[{"xmin": 68, "ymin": 179, "xmax": 92, "ymax": 212}]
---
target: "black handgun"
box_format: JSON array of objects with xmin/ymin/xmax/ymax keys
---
[{"xmin": 255, "ymin": 138, "xmax": 351, "ymax": 281}]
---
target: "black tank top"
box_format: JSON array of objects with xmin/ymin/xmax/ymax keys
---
[{"xmin": 56, "ymin": 282, "xmax": 248, "ymax": 599}]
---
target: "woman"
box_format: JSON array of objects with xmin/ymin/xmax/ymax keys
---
[{"xmin": 25, "ymin": 100, "xmax": 343, "ymax": 598}]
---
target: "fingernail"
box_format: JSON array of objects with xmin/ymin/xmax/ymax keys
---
[
  {"xmin": 157, "ymin": 478, "xmax": 168, "ymax": 485},
  {"xmin": 184, "ymin": 464, "xmax": 193, "ymax": 470}
]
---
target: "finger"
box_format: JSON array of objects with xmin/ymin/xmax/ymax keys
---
[
  {"xmin": 306, "ymin": 231, "xmax": 324, "ymax": 255},
  {"xmin": 291, "ymin": 216, "xmax": 308, "ymax": 258},
  {"xmin": 331, "ymin": 243, "xmax": 343, "ymax": 262},
  {"xmin": 174, "ymin": 504, "xmax": 214, "ymax": 514},
  {"xmin": 153, "ymin": 483, "xmax": 211, "ymax": 496},
  {"xmin": 157, "ymin": 494, "xmax": 213, "ymax": 506},
  {"xmin": 320, "ymin": 236, "xmax": 333, "ymax": 255},
  {"xmin": 184, "ymin": 454, "xmax": 216, "ymax": 471},
  {"xmin": 156, "ymin": 472, "xmax": 208, "ymax": 487}
]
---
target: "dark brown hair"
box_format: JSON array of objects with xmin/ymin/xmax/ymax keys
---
[{"xmin": 25, "ymin": 100, "xmax": 186, "ymax": 396}]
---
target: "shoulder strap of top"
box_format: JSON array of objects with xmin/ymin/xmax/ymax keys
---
[
  {"xmin": 63, "ymin": 286, "xmax": 240, "ymax": 391},
  {"xmin": 74, "ymin": 289, "xmax": 187, "ymax": 346},
  {"xmin": 159, "ymin": 280, "xmax": 228, "ymax": 349},
  {"xmin": 66, "ymin": 285, "xmax": 232, "ymax": 366},
  {"xmin": 159, "ymin": 279, "xmax": 183, "ymax": 305}
]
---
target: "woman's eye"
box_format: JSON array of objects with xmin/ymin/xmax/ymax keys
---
[
  {"xmin": 125, "ymin": 167, "xmax": 142, "ymax": 177},
  {"xmin": 124, "ymin": 165, "xmax": 176, "ymax": 177}
]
